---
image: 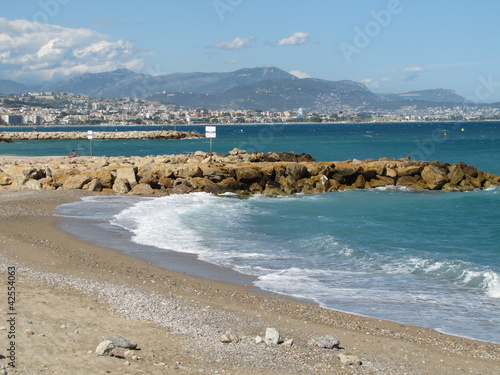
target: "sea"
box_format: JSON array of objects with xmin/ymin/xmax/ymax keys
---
[{"xmin": 2, "ymin": 121, "xmax": 499, "ymax": 343}]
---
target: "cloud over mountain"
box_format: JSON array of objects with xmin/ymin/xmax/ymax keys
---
[
  {"xmin": 277, "ymin": 32, "xmax": 310, "ymax": 46},
  {"xmin": 0, "ymin": 17, "xmax": 146, "ymax": 84},
  {"xmin": 211, "ymin": 37, "xmax": 254, "ymax": 50}
]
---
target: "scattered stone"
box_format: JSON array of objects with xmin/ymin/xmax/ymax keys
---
[
  {"xmin": 282, "ymin": 339, "xmax": 294, "ymax": 347},
  {"xmin": 103, "ymin": 335, "xmax": 137, "ymax": 349},
  {"xmin": 264, "ymin": 328, "xmax": 280, "ymax": 345},
  {"xmin": 308, "ymin": 335, "xmax": 340, "ymax": 349},
  {"xmin": 220, "ymin": 330, "xmax": 239, "ymax": 344},
  {"xmin": 95, "ymin": 340, "xmax": 115, "ymax": 356},
  {"xmin": 25, "ymin": 330, "xmax": 35, "ymax": 335},
  {"xmin": 339, "ymin": 353, "xmax": 362, "ymax": 366},
  {"xmin": 255, "ymin": 335, "xmax": 263, "ymax": 344}
]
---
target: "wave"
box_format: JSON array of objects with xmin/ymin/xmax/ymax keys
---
[{"xmin": 382, "ymin": 257, "xmax": 500, "ymax": 299}]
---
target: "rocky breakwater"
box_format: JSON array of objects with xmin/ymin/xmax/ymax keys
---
[
  {"xmin": 0, "ymin": 130, "xmax": 203, "ymax": 141},
  {"xmin": 0, "ymin": 149, "xmax": 499, "ymax": 195}
]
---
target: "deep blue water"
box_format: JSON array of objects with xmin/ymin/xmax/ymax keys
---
[
  {"xmin": 1, "ymin": 121, "xmax": 499, "ymax": 173},
  {"xmin": 13, "ymin": 121, "xmax": 500, "ymax": 343}
]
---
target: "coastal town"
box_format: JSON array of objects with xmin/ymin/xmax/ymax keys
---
[{"xmin": 1, "ymin": 91, "xmax": 500, "ymax": 126}]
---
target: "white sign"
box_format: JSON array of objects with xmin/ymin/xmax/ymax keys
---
[
  {"xmin": 205, "ymin": 126, "xmax": 216, "ymax": 138},
  {"xmin": 87, "ymin": 130, "xmax": 93, "ymax": 140}
]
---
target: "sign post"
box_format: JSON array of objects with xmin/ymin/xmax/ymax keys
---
[
  {"xmin": 205, "ymin": 126, "xmax": 216, "ymax": 154},
  {"xmin": 87, "ymin": 130, "xmax": 93, "ymax": 157}
]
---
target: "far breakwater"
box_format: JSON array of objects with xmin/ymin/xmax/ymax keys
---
[
  {"xmin": 0, "ymin": 149, "xmax": 499, "ymax": 195},
  {"xmin": 0, "ymin": 130, "xmax": 203, "ymax": 142}
]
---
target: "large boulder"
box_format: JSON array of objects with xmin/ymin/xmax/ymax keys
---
[
  {"xmin": 421, "ymin": 165, "xmax": 448, "ymax": 190},
  {"xmin": 173, "ymin": 165, "xmax": 203, "ymax": 178},
  {"xmin": 63, "ymin": 175, "xmax": 92, "ymax": 189},
  {"xmin": 447, "ymin": 164, "xmax": 465, "ymax": 184},
  {"xmin": 235, "ymin": 167, "xmax": 262, "ymax": 183},
  {"xmin": 367, "ymin": 176, "xmax": 394, "ymax": 188},
  {"xmin": 113, "ymin": 178, "xmax": 131, "ymax": 194},
  {"xmin": 115, "ymin": 167, "xmax": 138, "ymax": 188},
  {"xmin": 286, "ymin": 163, "xmax": 309, "ymax": 181},
  {"xmin": 128, "ymin": 183, "xmax": 155, "ymax": 196},
  {"xmin": 395, "ymin": 165, "xmax": 423, "ymax": 176},
  {"xmin": 83, "ymin": 170, "xmax": 114, "ymax": 188}
]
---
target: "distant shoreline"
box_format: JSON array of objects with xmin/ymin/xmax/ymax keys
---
[{"xmin": 1, "ymin": 119, "xmax": 500, "ymax": 129}]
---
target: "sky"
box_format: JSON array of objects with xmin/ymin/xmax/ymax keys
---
[{"xmin": 1, "ymin": 0, "xmax": 500, "ymax": 102}]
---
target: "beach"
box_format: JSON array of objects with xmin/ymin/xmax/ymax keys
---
[{"xmin": 0, "ymin": 189, "xmax": 498, "ymax": 374}]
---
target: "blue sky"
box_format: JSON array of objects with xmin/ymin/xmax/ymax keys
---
[{"xmin": 1, "ymin": 0, "xmax": 500, "ymax": 102}]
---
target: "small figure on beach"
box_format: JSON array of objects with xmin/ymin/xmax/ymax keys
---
[{"xmin": 68, "ymin": 150, "xmax": 77, "ymax": 158}]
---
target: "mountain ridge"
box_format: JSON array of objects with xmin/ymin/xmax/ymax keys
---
[{"xmin": 0, "ymin": 67, "xmax": 470, "ymax": 112}]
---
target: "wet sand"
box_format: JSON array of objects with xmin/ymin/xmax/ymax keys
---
[{"xmin": 0, "ymin": 189, "xmax": 499, "ymax": 374}]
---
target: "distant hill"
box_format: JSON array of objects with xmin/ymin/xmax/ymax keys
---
[
  {"xmin": 0, "ymin": 80, "xmax": 30, "ymax": 94},
  {"xmin": 148, "ymin": 78, "xmax": 382, "ymax": 112},
  {"xmin": 42, "ymin": 66, "xmax": 296, "ymax": 98},
  {"xmin": 383, "ymin": 89, "xmax": 468, "ymax": 103},
  {"xmin": 1, "ymin": 67, "xmax": 485, "ymax": 113}
]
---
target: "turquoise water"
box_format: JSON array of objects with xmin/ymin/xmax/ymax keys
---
[
  {"xmin": 2, "ymin": 121, "xmax": 499, "ymax": 173},
  {"xmin": 17, "ymin": 121, "xmax": 500, "ymax": 343}
]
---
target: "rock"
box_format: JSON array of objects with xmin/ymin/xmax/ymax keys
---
[
  {"xmin": 395, "ymin": 165, "xmax": 423, "ymax": 176},
  {"xmin": 0, "ymin": 173, "xmax": 13, "ymax": 185},
  {"xmin": 103, "ymin": 335, "xmax": 137, "ymax": 349},
  {"xmin": 62, "ymin": 175, "xmax": 92, "ymax": 189},
  {"xmin": 308, "ymin": 335, "xmax": 340, "ymax": 349},
  {"xmin": 128, "ymin": 183, "xmax": 155, "ymax": 196},
  {"xmin": 83, "ymin": 170, "xmax": 114, "ymax": 188},
  {"xmin": 235, "ymin": 167, "xmax": 262, "ymax": 183},
  {"xmin": 173, "ymin": 165, "xmax": 203, "ymax": 178},
  {"xmin": 282, "ymin": 339, "xmax": 294, "ymax": 347},
  {"xmin": 116, "ymin": 167, "xmax": 138, "ymax": 188},
  {"xmin": 339, "ymin": 353, "xmax": 362, "ymax": 366},
  {"xmin": 220, "ymin": 331, "xmax": 239, "ymax": 344},
  {"xmin": 255, "ymin": 336, "xmax": 263, "ymax": 344},
  {"xmin": 84, "ymin": 178, "xmax": 103, "ymax": 192},
  {"xmin": 113, "ymin": 178, "xmax": 131, "ymax": 194},
  {"xmin": 264, "ymin": 328, "xmax": 280, "ymax": 345},
  {"xmin": 229, "ymin": 148, "xmax": 246, "ymax": 155},
  {"xmin": 285, "ymin": 163, "xmax": 309, "ymax": 180},
  {"xmin": 353, "ymin": 174, "xmax": 366, "ymax": 189},
  {"xmin": 171, "ymin": 178, "xmax": 196, "ymax": 194},
  {"xmin": 95, "ymin": 340, "xmax": 115, "ymax": 356},
  {"xmin": 367, "ymin": 175, "xmax": 394, "ymax": 188},
  {"xmin": 421, "ymin": 164, "xmax": 449, "ymax": 190},
  {"xmin": 20, "ymin": 179, "xmax": 42, "ymax": 190},
  {"xmin": 447, "ymin": 164, "xmax": 465, "ymax": 184}
]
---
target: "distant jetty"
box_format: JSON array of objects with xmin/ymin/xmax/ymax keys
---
[
  {"xmin": 0, "ymin": 149, "xmax": 499, "ymax": 195},
  {"xmin": 0, "ymin": 130, "xmax": 204, "ymax": 141}
]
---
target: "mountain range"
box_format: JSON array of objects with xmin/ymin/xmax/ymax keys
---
[{"xmin": 0, "ymin": 66, "xmax": 490, "ymax": 112}]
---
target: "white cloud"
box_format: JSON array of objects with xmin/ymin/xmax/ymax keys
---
[
  {"xmin": 401, "ymin": 65, "xmax": 425, "ymax": 82},
  {"xmin": 0, "ymin": 17, "xmax": 146, "ymax": 83},
  {"xmin": 401, "ymin": 66, "xmax": 424, "ymax": 73},
  {"xmin": 290, "ymin": 70, "xmax": 311, "ymax": 79},
  {"xmin": 211, "ymin": 37, "xmax": 253, "ymax": 50},
  {"xmin": 278, "ymin": 32, "xmax": 310, "ymax": 46},
  {"xmin": 361, "ymin": 77, "xmax": 393, "ymax": 90}
]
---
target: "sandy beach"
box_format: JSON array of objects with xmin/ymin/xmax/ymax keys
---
[{"xmin": 0, "ymin": 190, "xmax": 499, "ymax": 374}]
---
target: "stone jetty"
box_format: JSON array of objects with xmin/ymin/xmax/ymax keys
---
[
  {"xmin": 0, "ymin": 130, "xmax": 203, "ymax": 141},
  {"xmin": 0, "ymin": 149, "xmax": 499, "ymax": 195}
]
